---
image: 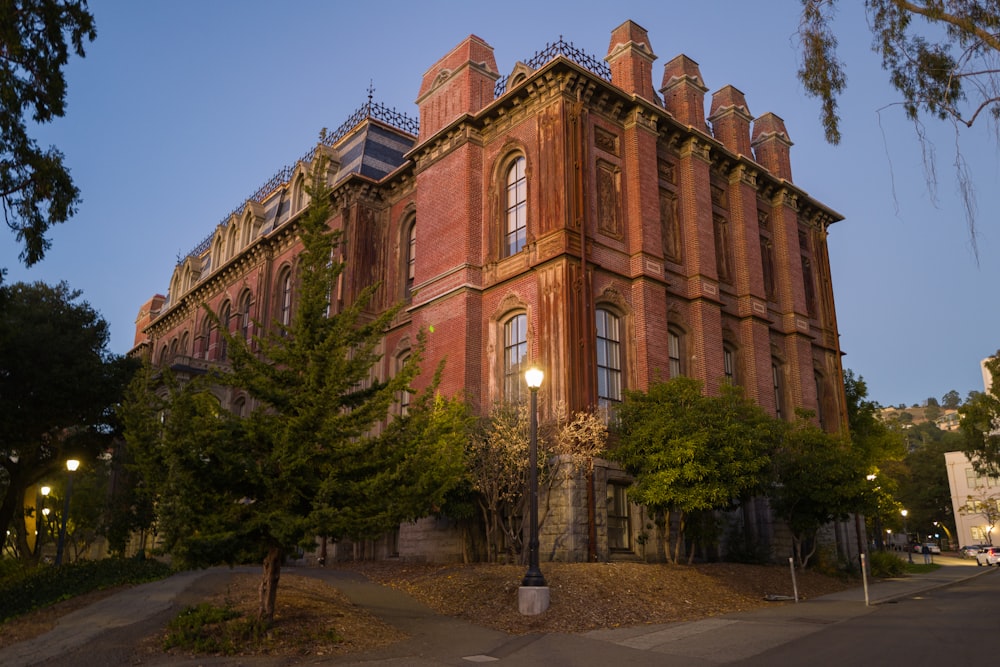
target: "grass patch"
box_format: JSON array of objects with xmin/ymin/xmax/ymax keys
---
[{"xmin": 0, "ymin": 557, "xmax": 173, "ymax": 623}]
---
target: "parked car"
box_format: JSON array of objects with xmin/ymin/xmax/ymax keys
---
[
  {"xmin": 976, "ymin": 546, "xmax": 1000, "ymax": 566},
  {"xmin": 961, "ymin": 544, "xmax": 986, "ymax": 558},
  {"xmin": 912, "ymin": 543, "xmax": 941, "ymax": 554}
]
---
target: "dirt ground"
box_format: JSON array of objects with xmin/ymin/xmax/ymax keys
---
[{"xmin": 0, "ymin": 560, "xmax": 856, "ymax": 660}]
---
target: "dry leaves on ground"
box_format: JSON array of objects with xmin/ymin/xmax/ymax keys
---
[{"xmin": 0, "ymin": 560, "xmax": 857, "ymax": 660}]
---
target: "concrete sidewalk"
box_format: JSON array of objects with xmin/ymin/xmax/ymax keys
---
[{"xmin": 0, "ymin": 555, "xmax": 991, "ymax": 667}]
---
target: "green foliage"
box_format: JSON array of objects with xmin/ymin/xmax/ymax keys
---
[
  {"xmin": 942, "ymin": 390, "xmax": 962, "ymax": 409},
  {"xmin": 163, "ymin": 602, "xmax": 247, "ymax": 654},
  {"xmin": 0, "ymin": 557, "xmax": 172, "ymax": 622},
  {"xmin": 769, "ymin": 415, "xmax": 865, "ymax": 568},
  {"xmin": 959, "ymin": 354, "xmax": 1000, "ymax": 476},
  {"xmin": 0, "ymin": 0, "xmax": 97, "ymax": 270},
  {"xmin": 0, "ymin": 280, "xmax": 136, "ymax": 561},
  {"xmin": 868, "ymin": 550, "xmax": 905, "ymax": 578},
  {"xmin": 610, "ymin": 378, "xmax": 779, "ymax": 514},
  {"xmin": 124, "ymin": 144, "xmax": 470, "ymax": 621}
]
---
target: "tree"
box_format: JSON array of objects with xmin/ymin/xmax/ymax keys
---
[
  {"xmin": 1, "ymin": 1, "xmax": 96, "ymax": 273},
  {"xmin": 609, "ymin": 378, "xmax": 780, "ymax": 564},
  {"xmin": 798, "ymin": 1, "xmax": 1000, "ymax": 250},
  {"xmin": 842, "ymin": 370, "xmax": 906, "ymax": 550},
  {"xmin": 769, "ymin": 415, "xmax": 866, "ymax": 568},
  {"xmin": 959, "ymin": 356, "xmax": 1000, "ymax": 476},
  {"xmin": 0, "ymin": 280, "xmax": 134, "ymax": 561},
  {"xmin": 124, "ymin": 146, "xmax": 469, "ymax": 624},
  {"xmin": 942, "ymin": 390, "xmax": 962, "ymax": 409}
]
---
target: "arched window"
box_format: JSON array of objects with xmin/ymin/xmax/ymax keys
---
[
  {"xmin": 396, "ymin": 352, "xmax": 412, "ymax": 417},
  {"xmin": 504, "ymin": 156, "xmax": 527, "ymax": 257},
  {"xmin": 168, "ymin": 338, "xmax": 179, "ymax": 363},
  {"xmin": 232, "ymin": 396, "xmax": 247, "ymax": 418},
  {"xmin": 239, "ymin": 292, "xmax": 253, "ymax": 342},
  {"xmin": 277, "ymin": 267, "xmax": 293, "ymax": 330},
  {"xmin": 595, "ymin": 308, "xmax": 622, "ymax": 409},
  {"xmin": 158, "ymin": 344, "xmax": 168, "ymax": 367},
  {"xmin": 668, "ymin": 327, "xmax": 684, "ymax": 378},
  {"xmin": 503, "ymin": 313, "xmax": 527, "ymax": 402},
  {"xmin": 180, "ymin": 331, "xmax": 190, "ymax": 357},
  {"xmin": 405, "ymin": 218, "xmax": 416, "ymax": 299},
  {"xmin": 219, "ymin": 302, "xmax": 231, "ymax": 361}
]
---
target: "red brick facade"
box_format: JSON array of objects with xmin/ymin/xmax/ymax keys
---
[{"xmin": 135, "ymin": 21, "xmax": 848, "ymax": 561}]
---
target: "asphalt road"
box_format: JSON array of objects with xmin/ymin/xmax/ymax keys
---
[{"xmin": 732, "ymin": 566, "xmax": 1000, "ymax": 666}]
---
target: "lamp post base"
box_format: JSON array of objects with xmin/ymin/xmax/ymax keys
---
[{"xmin": 518, "ymin": 585, "xmax": 550, "ymax": 615}]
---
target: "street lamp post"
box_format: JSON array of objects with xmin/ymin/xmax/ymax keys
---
[
  {"xmin": 55, "ymin": 459, "xmax": 80, "ymax": 565},
  {"xmin": 36, "ymin": 485, "xmax": 51, "ymax": 559},
  {"xmin": 518, "ymin": 366, "xmax": 550, "ymax": 615},
  {"xmin": 902, "ymin": 509, "xmax": 912, "ymax": 564}
]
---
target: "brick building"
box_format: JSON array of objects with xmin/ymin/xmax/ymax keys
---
[{"xmin": 133, "ymin": 21, "xmax": 851, "ymax": 563}]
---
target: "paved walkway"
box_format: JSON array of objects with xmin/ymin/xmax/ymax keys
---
[{"xmin": 0, "ymin": 554, "xmax": 991, "ymax": 666}]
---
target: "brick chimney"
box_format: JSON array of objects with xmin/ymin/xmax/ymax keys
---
[
  {"xmin": 751, "ymin": 112, "xmax": 793, "ymax": 181},
  {"xmin": 660, "ymin": 55, "xmax": 708, "ymax": 132},
  {"xmin": 133, "ymin": 294, "xmax": 166, "ymax": 348},
  {"xmin": 605, "ymin": 20, "xmax": 657, "ymax": 103},
  {"xmin": 416, "ymin": 35, "xmax": 499, "ymax": 141},
  {"xmin": 708, "ymin": 85, "xmax": 752, "ymax": 157}
]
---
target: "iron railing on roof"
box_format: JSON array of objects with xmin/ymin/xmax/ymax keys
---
[
  {"xmin": 183, "ymin": 99, "xmax": 418, "ymax": 260},
  {"xmin": 494, "ymin": 36, "xmax": 611, "ymax": 97}
]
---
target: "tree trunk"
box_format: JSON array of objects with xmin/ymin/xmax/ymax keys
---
[
  {"xmin": 673, "ymin": 511, "xmax": 685, "ymax": 564},
  {"xmin": 258, "ymin": 546, "xmax": 282, "ymax": 624}
]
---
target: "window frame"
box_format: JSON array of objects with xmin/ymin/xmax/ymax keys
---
[
  {"xmin": 502, "ymin": 312, "xmax": 528, "ymax": 403},
  {"xmin": 595, "ymin": 308, "xmax": 623, "ymax": 409},
  {"xmin": 503, "ymin": 156, "xmax": 527, "ymax": 258},
  {"xmin": 668, "ymin": 327, "xmax": 684, "ymax": 378}
]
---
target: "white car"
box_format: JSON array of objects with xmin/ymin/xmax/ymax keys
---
[
  {"xmin": 912, "ymin": 543, "xmax": 941, "ymax": 555},
  {"xmin": 976, "ymin": 546, "xmax": 1000, "ymax": 566}
]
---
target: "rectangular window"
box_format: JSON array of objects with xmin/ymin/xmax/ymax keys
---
[
  {"xmin": 773, "ymin": 362, "xmax": 784, "ymax": 420},
  {"xmin": 607, "ymin": 482, "xmax": 631, "ymax": 551},
  {"xmin": 596, "ymin": 309, "xmax": 622, "ymax": 408},
  {"xmin": 723, "ymin": 347, "xmax": 735, "ymax": 384},
  {"xmin": 668, "ymin": 330, "xmax": 682, "ymax": 378}
]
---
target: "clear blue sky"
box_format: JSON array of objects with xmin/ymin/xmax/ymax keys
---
[{"xmin": 4, "ymin": 1, "xmax": 997, "ymax": 409}]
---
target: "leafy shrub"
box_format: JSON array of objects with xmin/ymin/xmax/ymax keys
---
[
  {"xmin": 163, "ymin": 602, "xmax": 247, "ymax": 654},
  {"xmin": 868, "ymin": 550, "xmax": 905, "ymax": 578},
  {"xmin": 0, "ymin": 557, "xmax": 173, "ymax": 622}
]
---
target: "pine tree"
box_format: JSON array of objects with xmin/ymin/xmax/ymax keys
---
[{"xmin": 124, "ymin": 139, "xmax": 470, "ymax": 624}]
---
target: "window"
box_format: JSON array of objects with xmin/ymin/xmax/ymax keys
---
[
  {"xmin": 219, "ymin": 302, "xmax": 231, "ymax": 361},
  {"xmin": 668, "ymin": 328, "xmax": 684, "ymax": 378},
  {"xmin": 503, "ymin": 313, "xmax": 527, "ymax": 402},
  {"xmin": 723, "ymin": 345, "xmax": 736, "ymax": 384},
  {"xmin": 278, "ymin": 268, "xmax": 293, "ymax": 329},
  {"xmin": 713, "ymin": 215, "xmax": 732, "ymax": 283},
  {"xmin": 814, "ymin": 371, "xmax": 826, "ymax": 429},
  {"xmin": 802, "ymin": 256, "xmax": 817, "ymax": 317},
  {"xmin": 607, "ymin": 482, "xmax": 631, "ymax": 551},
  {"xmin": 200, "ymin": 317, "xmax": 211, "ymax": 359},
  {"xmin": 772, "ymin": 360, "xmax": 785, "ymax": 420},
  {"xmin": 397, "ymin": 353, "xmax": 411, "ymax": 417},
  {"xmin": 596, "ymin": 309, "xmax": 622, "ymax": 409},
  {"xmin": 504, "ymin": 157, "xmax": 527, "ymax": 257},
  {"xmin": 232, "ymin": 397, "xmax": 246, "ymax": 418},
  {"xmin": 239, "ymin": 292, "xmax": 252, "ymax": 342},
  {"xmin": 405, "ymin": 219, "xmax": 416, "ymax": 299},
  {"xmin": 760, "ymin": 235, "xmax": 776, "ymax": 299}
]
